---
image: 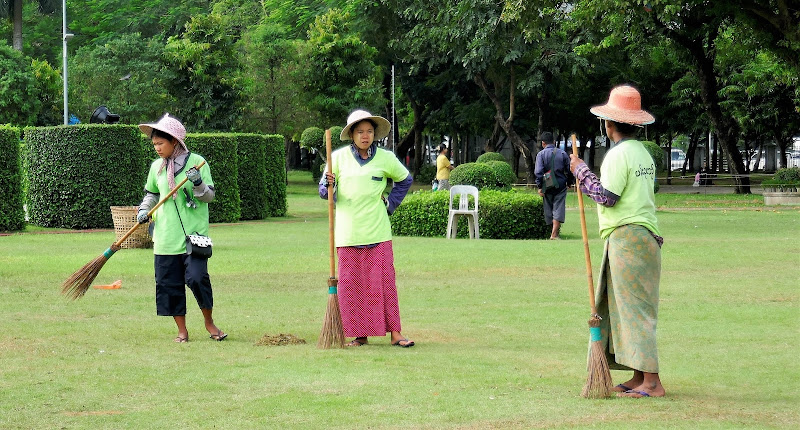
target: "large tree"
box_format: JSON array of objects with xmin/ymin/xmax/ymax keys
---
[{"xmin": 572, "ymin": 1, "xmax": 758, "ymax": 193}]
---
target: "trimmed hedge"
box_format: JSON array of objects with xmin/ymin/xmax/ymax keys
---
[
  {"xmin": 0, "ymin": 126, "xmax": 25, "ymax": 231},
  {"xmin": 450, "ymin": 161, "xmax": 515, "ymax": 190},
  {"xmin": 391, "ymin": 189, "xmax": 547, "ymax": 239},
  {"xmin": 236, "ymin": 133, "xmax": 268, "ymax": 220},
  {"xmin": 264, "ymin": 134, "xmax": 287, "ymax": 217},
  {"xmin": 185, "ymin": 133, "xmax": 241, "ymax": 223},
  {"xmin": 476, "ymin": 152, "xmax": 506, "ymax": 163},
  {"xmin": 762, "ymin": 167, "xmax": 800, "ymax": 191},
  {"xmin": 25, "ymin": 124, "xmax": 145, "ymax": 228}
]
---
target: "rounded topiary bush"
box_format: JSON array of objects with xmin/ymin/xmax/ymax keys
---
[
  {"xmin": 300, "ymin": 127, "xmax": 325, "ymax": 155},
  {"xmin": 485, "ymin": 160, "xmax": 517, "ymax": 190},
  {"xmin": 391, "ymin": 189, "xmax": 546, "ymax": 239},
  {"xmin": 476, "ymin": 152, "xmax": 506, "ymax": 163},
  {"xmin": 450, "ymin": 162, "xmax": 495, "ymax": 189}
]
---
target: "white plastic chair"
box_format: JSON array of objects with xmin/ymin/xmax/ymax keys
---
[{"xmin": 446, "ymin": 185, "xmax": 479, "ymax": 239}]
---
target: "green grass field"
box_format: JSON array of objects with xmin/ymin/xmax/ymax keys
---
[{"xmin": 1, "ymin": 171, "xmax": 798, "ymax": 429}]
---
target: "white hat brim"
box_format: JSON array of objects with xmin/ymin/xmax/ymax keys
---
[{"xmin": 340, "ymin": 114, "xmax": 391, "ymax": 141}]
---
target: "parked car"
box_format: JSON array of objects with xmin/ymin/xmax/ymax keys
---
[{"xmin": 671, "ymin": 148, "xmax": 686, "ymax": 170}]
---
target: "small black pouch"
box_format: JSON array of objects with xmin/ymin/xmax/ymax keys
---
[{"xmin": 185, "ymin": 233, "xmax": 212, "ymax": 258}]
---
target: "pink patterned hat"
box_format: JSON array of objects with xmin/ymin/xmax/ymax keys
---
[{"xmin": 138, "ymin": 113, "xmax": 187, "ymax": 147}]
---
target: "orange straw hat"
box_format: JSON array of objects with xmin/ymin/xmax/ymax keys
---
[
  {"xmin": 340, "ymin": 110, "xmax": 391, "ymax": 141},
  {"xmin": 590, "ymin": 85, "xmax": 655, "ymax": 126}
]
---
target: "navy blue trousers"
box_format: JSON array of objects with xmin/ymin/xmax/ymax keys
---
[{"xmin": 154, "ymin": 254, "xmax": 213, "ymax": 316}]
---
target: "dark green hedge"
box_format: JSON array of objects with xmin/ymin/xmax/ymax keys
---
[
  {"xmin": 391, "ymin": 189, "xmax": 547, "ymax": 239},
  {"xmin": 236, "ymin": 133, "xmax": 268, "ymax": 220},
  {"xmin": 264, "ymin": 134, "xmax": 287, "ymax": 217},
  {"xmin": 185, "ymin": 133, "xmax": 241, "ymax": 223},
  {"xmin": 25, "ymin": 124, "xmax": 145, "ymax": 228},
  {"xmin": 0, "ymin": 126, "xmax": 25, "ymax": 231}
]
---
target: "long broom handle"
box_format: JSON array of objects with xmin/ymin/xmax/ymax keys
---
[
  {"xmin": 113, "ymin": 160, "xmax": 207, "ymax": 247},
  {"xmin": 571, "ymin": 135, "xmax": 597, "ymax": 315},
  {"xmin": 325, "ymin": 130, "xmax": 336, "ymax": 279}
]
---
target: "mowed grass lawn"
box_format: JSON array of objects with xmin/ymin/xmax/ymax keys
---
[{"xmin": 1, "ymin": 171, "xmax": 798, "ymax": 429}]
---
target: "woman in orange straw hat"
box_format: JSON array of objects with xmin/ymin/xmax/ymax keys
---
[{"xmin": 569, "ymin": 85, "xmax": 665, "ymax": 398}]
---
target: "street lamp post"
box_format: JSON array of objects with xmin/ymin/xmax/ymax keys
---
[{"xmin": 62, "ymin": 0, "xmax": 73, "ymax": 125}]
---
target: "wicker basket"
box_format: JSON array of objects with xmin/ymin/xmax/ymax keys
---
[{"xmin": 110, "ymin": 206, "xmax": 153, "ymax": 249}]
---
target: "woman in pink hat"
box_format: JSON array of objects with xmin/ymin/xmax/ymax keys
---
[
  {"xmin": 136, "ymin": 114, "xmax": 227, "ymax": 343},
  {"xmin": 319, "ymin": 110, "xmax": 415, "ymax": 348},
  {"xmin": 569, "ymin": 85, "xmax": 665, "ymax": 398}
]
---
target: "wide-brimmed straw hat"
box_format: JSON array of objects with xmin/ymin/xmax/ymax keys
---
[
  {"xmin": 139, "ymin": 113, "xmax": 187, "ymax": 147},
  {"xmin": 590, "ymin": 85, "xmax": 655, "ymax": 126},
  {"xmin": 340, "ymin": 110, "xmax": 391, "ymax": 141}
]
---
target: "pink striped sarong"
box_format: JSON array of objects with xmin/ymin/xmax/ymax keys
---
[{"xmin": 336, "ymin": 241, "xmax": 402, "ymax": 337}]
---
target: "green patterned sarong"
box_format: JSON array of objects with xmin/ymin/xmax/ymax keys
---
[{"xmin": 595, "ymin": 224, "xmax": 661, "ymax": 373}]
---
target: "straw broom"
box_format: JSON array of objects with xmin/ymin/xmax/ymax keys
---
[
  {"xmin": 571, "ymin": 135, "xmax": 613, "ymax": 398},
  {"xmin": 317, "ymin": 129, "xmax": 345, "ymax": 349},
  {"xmin": 61, "ymin": 161, "xmax": 206, "ymax": 300}
]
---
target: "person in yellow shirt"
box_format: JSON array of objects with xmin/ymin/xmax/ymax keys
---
[{"xmin": 435, "ymin": 144, "xmax": 454, "ymax": 190}]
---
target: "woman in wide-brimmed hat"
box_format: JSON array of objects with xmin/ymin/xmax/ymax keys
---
[
  {"xmin": 136, "ymin": 113, "xmax": 226, "ymax": 344},
  {"xmin": 319, "ymin": 109, "xmax": 415, "ymax": 348},
  {"xmin": 568, "ymin": 85, "xmax": 665, "ymax": 398}
]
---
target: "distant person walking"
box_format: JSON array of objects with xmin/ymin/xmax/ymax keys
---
[
  {"xmin": 534, "ymin": 132, "xmax": 571, "ymax": 240},
  {"xmin": 569, "ymin": 84, "xmax": 665, "ymax": 398},
  {"xmin": 436, "ymin": 144, "xmax": 454, "ymax": 191}
]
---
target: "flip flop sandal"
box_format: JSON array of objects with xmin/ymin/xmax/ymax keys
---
[
  {"xmin": 174, "ymin": 336, "xmax": 188, "ymax": 343},
  {"xmin": 210, "ymin": 331, "xmax": 228, "ymax": 341},
  {"xmin": 391, "ymin": 338, "xmax": 415, "ymax": 348},
  {"xmin": 346, "ymin": 338, "xmax": 367, "ymax": 347}
]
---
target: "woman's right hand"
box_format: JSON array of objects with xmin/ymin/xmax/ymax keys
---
[{"xmin": 325, "ymin": 172, "xmax": 336, "ymax": 184}]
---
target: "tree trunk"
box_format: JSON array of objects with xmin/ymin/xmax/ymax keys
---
[
  {"xmin": 473, "ymin": 73, "xmax": 535, "ymax": 184},
  {"xmin": 12, "ymin": 0, "xmax": 23, "ymax": 51},
  {"xmin": 686, "ymin": 36, "xmax": 751, "ymax": 192}
]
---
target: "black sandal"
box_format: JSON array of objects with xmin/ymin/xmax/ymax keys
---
[{"xmin": 346, "ymin": 337, "xmax": 367, "ymax": 347}]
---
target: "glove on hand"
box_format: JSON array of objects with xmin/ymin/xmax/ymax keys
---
[
  {"xmin": 185, "ymin": 167, "xmax": 202, "ymax": 186},
  {"xmin": 137, "ymin": 209, "xmax": 150, "ymax": 224}
]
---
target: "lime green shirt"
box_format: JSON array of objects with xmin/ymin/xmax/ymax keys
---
[
  {"xmin": 597, "ymin": 139, "xmax": 660, "ymax": 239},
  {"xmin": 332, "ymin": 147, "xmax": 409, "ymax": 247},
  {"xmin": 145, "ymin": 153, "xmax": 213, "ymax": 255}
]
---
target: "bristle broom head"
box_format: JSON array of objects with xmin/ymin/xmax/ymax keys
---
[
  {"xmin": 61, "ymin": 254, "xmax": 109, "ymax": 300},
  {"xmin": 581, "ymin": 316, "xmax": 613, "ymax": 398},
  {"xmin": 317, "ymin": 293, "xmax": 345, "ymax": 349}
]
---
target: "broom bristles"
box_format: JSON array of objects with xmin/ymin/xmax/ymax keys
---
[
  {"xmin": 61, "ymin": 254, "xmax": 110, "ymax": 301},
  {"xmin": 317, "ymin": 291, "xmax": 345, "ymax": 349},
  {"xmin": 581, "ymin": 316, "xmax": 613, "ymax": 398}
]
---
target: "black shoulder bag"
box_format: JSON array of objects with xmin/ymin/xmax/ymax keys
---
[{"xmin": 542, "ymin": 148, "xmax": 559, "ymax": 192}]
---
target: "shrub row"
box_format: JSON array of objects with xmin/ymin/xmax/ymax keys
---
[
  {"xmin": 0, "ymin": 126, "xmax": 25, "ymax": 231},
  {"xmin": 762, "ymin": 167, "xmax": 800, "ymax": 191},
  {"xmin": 390, "ymin": 189, "xmax": 547, "ymax": 239},
  {"xmin": 24, "ymin": 125, "xmax": 287, "ymax": 229}
]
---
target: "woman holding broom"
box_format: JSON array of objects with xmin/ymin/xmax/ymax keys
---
[
  {"xmin": 136, "ymin": 114, "xmax": 227, "ymax": 344},
  {"xmin": 319, "ymin": 110, "xmax": 415, "ymax": 348},
  {"xmin": 569, "ymin": 85, "xmax": 665, "ymax": 398}
]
